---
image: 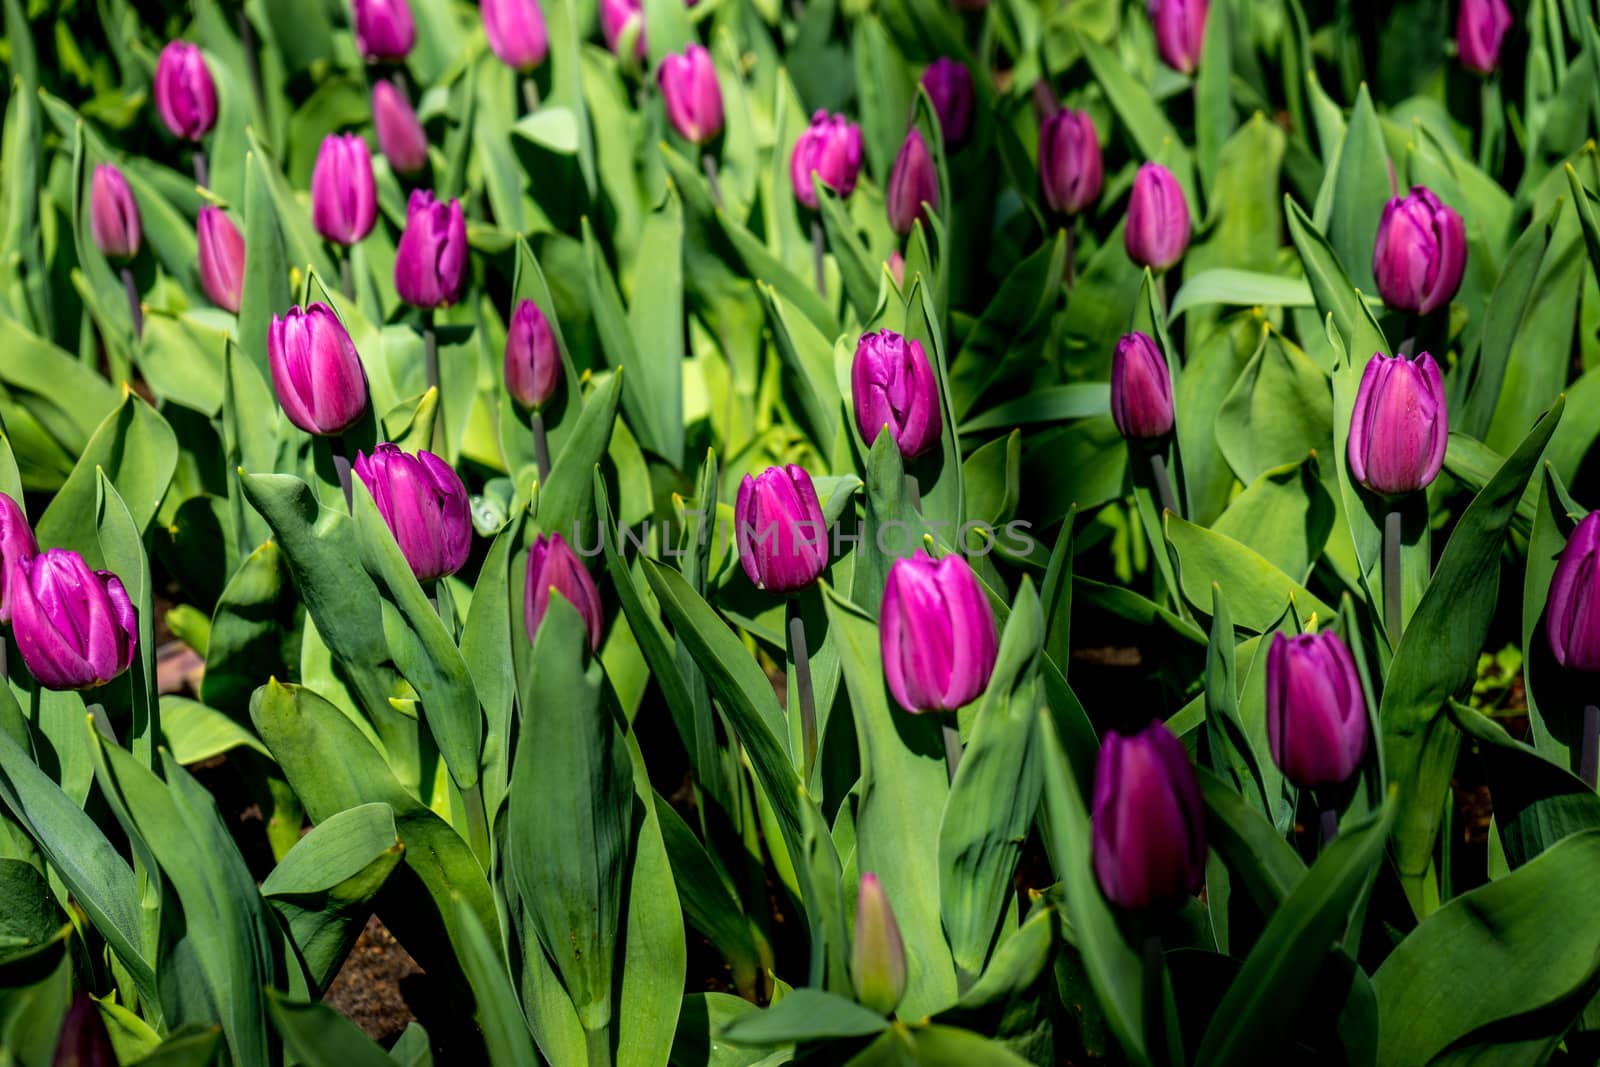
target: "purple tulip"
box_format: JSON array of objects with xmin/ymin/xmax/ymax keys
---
[
  {"xmin": 887, "ymin": 129, "xmax": 939, "ymax": 236},
  {"xmin": 395, "ymin": 191, "xmax": 467, "ymax": 309},
  {"xmin": 658, "ymin": 44, "xmax": 724, "ymax": 145},
  {"xmin": 505, "ymin": 299, "xmax": 561, "ymax": 409},
  {"xmin": 354, "ymin": 444, "xmax": 471, "ymax": 582},
  {"xmin": 600, "ymin": 0, "xmax": 645, "ymax": 58},
  {"xmin": 920, "ymin": 58, "xmax": 973, "ymax": 146},
  {"xmin": 153, "ymin": 41, "xmax": 218, "ymax": 142},
  {"xmin": 1266, "ymin": 631, "xmax": 1370, "ymax": 789},
  {"xmin": 373, "ymin": 80, "xmax": 430, "ymax": 176},
  {"xmin": 736, "ymin": 465, "xmax": 828, "ymax": 594},
  {"xmin": 0, "ymin": 493, "xmax": 38, "ymax": 625},
  {"xmin": 1150, "ymin": 0, "xmax": 1208, "ymax": 75},
  {"xmin": 268, "ymin": 303, "xmax": 370, "ymax": 436},
  {"xmin": 1039, "ymin": 108, "xmax": 1103, "ymax": 216},
  {"xmin": 1373, "ymin": 186, "xmax": 1467, "ymax": 316},
  {"xmin": 52, "ymin": 994, "xmax": 119, "ymax": 1067},
  {"xmin": 1125, "ymin": 162, "xmax": 1190, "ymax": 271},
  {"xmin": 790, "ymin": 111, "xmax": 864, "ymax": 210},
  {"xmin": 1458, "ymin": 0, "xmax": 1513, "ymax": 74},
  {"xmin": 90, "ymin": 165, "xmax": 141, "ymax": 262},
  {"xmin": 9, "ymin": 549, "xmax": 136, "ymax": 691},
  {"xmin": 353, "ymin": 0, "xmax": 416, "ymax": 61},
  {"xmin": 1347, "ymin": 351, "xmax": 1447, "ymax": 496},
  {"xmin": 1546, "ymin": 512, "xmax": 1600, "ymax": 672},
  {"xmin": 1110, "ymin": 332, "xmax": 1175, "ymax": 440},
  {"xmin": 887, "ymin": 251, "xmax": 905, "ymax": 288},
  {"xmin": 1091, "ymin": 721, "xmax": 1207, "ymax": 912},
  {"xmin": 483, "ymin": 0, "xmax": 549, "ymax": 70},
  {"xmin": 525, "ymin": 532, "xmax": 603, "ymax": 652},
  {"xmin": 880, "ymin": 550, "xmax": 998, "ymax": 714},
  {"xmin": 311, "ymin": 133, "xmax": 379, "ymax": 247},
  {"xmin": 851, "ymin": 873, "xmax": 907, "ymax": 1015},
  {"xmin": 196, "ymin": 206, "xmax": 245, "ymax": 314},
  {"xmin": 852, "ymin": 329, "xmax": 941, "ymax": 458}
]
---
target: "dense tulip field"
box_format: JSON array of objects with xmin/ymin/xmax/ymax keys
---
[{"xmin": 4, "ymin": 0, "xmax": 1600, "ymax": 1062}]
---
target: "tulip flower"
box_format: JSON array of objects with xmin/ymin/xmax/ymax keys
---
[
  {"xmin": 920, "ymin": 58, "xmax": 973, "ymax": 146},
  {"xmin": 1150, "ymin": 0, "xmax": 1208, "ymax": 75},
  {"xmin": 600, "ymin": 0, "xmax": 646, "ymax": 58},
  {"xmin": 1039, "ymin": 108, "xmax": 1103, "ymax": 216},
  {"xmin": 505, "ymin": 299, "xmax": 561, "ymax": 409},
  {"xmin": 373, "ymin": 80, "xmax": 430, "ymax": 176},
  {"xmin": 9, "ymin": 549, "xmax": 136, "ymax": 691},
  {"xmin": 0, "ymin": 493, "xmax": 38, "ymax": 624},
  {"xmin": 311, "ymin": 133, "xmax": 379, "ymax": 247},
  {"xmin": 1372, "ymin": 186, "xmax": 1467, "ymax": 315},
  {"xmin": 790, "ymin": 111, "xmax": 864, "ymax": 210},
  {"xmin": 887, "ymin": 129, "xmax": 939, "ymax": 236},
  {"xmin": 852, "ymin": 329, "xmax": 942, "ymax": 458},
  {"xmin": 1125, "ymin": 162, "xmax": 1190, "ymax": 271},
  {"xmin": 1547, "ymin": 512, "xmax": 1600, "ymax": 672},
  {"xmin": 887, "ymin": 251, "xmax": 905, "ymax": 288},
  {"xmin": 1266, "ymin": 631, "xmax": 1370, "ymax": 789},
  {"xmin": 196, "ymin": 206, "xmax": 246, "ymax": 314},
  {"xmin": 52, "ymin": 994, "xmax": 119, "ymax": 1067},
  {"xmin": 395, "ymin": 191, "xmax": 467, "ymax": 309},
  {"xmin": 1347, "ymin": 351, "xmax": 1447, "ymax": 497},
  {"xmin": 736, "ymin": 466, "xmax": 828, "ymax": 594},
  {"xmin": 1458, "ymin": 0, "xmax": 1513, "ymax": 74},
  {"xmin": 525, "ymin": 533, "xmax": 603, "ymax": 652},
  {"xmin": 658, "ymin": 44, "xmax": 724, "ymax": 145},
  {"xmin": 268, "ymin": 303, "xmax": 370, "ymax": 436},
  {"xmin": 851, "ymin": 874, "xmax": 907, "ymax": 1015},
  {"xmin": 1091, "ymin": 721, "xmax": 1207, "ymax": 912},
  {"xmin": 483, "ymin": 0, "xmax": 549, "ymax": 71},
  {"xmin": 354, "ymin": 444, "xmax": 472, "ymax": 582},
  {"xmin": 153, "ymin": 41, "xmax": 218, "ymax": 142},
  {"xmin": 1110, "ymin": 332, "xmax": 1175, "ymax": 440},
  {"xmin": 880, "ymin": 551, "xmax": 997, "ymax": 714},
  {"xmin": 353, "ymin": 0, "xmax": 416, "ymax": 61},
  {"xmin": 90, "ymin": 165, "xmax": 141, "ymax": 262}
]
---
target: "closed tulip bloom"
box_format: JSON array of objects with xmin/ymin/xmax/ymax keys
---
[
  {"xmin": 736, "ymin": 465, "xmax": 828, "ymax": 594},
  {"xmin": 525, "ymin": 533, "xmax": 603, "ymax": 652},
  {"xmin": 196, "ymin": 206, "xmax": 245, "ymax": 314},
  {"xmin": 354, "ymin": 444, "xmax": 471, "ymax": 582},
  {"xmin": 373, "ymin": 80, "xmax": 430, "ymax": 175},
  {"xmin": 1266, "ymin": 631, "xmax": 1370, "ymax": 789},
  {"xmin": 1150, "ymin": 0, "xmax": 1208, "ymax": 75},
  {"xmin": 0, "ymin": 493, "xmax": 38, "ymax": 624},
  {"xmin": 887, "ymin": 129, "xmax": 939, "ymax": 236},
  {"xmin": 505, "ymin": 299, "xmax": 561, "ymax": 409},
  {"xmin": 395, "ymin": 191, "xmax": 467, "ymax": 309},
  {"xmin": 1373, "ymin": 186, "xmax": 1467, "ymax": 315},
  {"xmin": 881, "ymin": 551, "xmax": 998, "ymax": 713},
  {"xmin": 10, "ymin": 549, "xmax": 136, "ymax": 691},
  {"xmin": 153, "ymin": 41, "xmax": 218, "ymax": 142},
  {"xmin": 1126, "ymin": 162, "xmax": 1190, "ymax": 271},
  {"xmin": 887, "ymin": 251, "xmax": 905, "ymax": 288},
  {"xmin": 1039, "ymin": 108, "xmax": 1103, "ymax": 216},
  {"xmin": 852, "ymin": 329, "xmax": 941, "ymax": 458},
  {"xmin": 1110, "ymin": 332, "xmax": 1174, "ymax": 440},
  {"xmin": 1348, "ymin": 351, "xmax": 1447, "ymax": 496},
  {"xmin": 268, "ymin": 303, "xmax": 370, "ymax": 436},
  {"xmin": 483, "ymin": 0, "xmax": 549, "ymax": 70},
  {"xmin": 851, "ymin": 874, "xmax": 907, "ymax": 1015},
  {"xmin": 1458, "ymin": 0, "xmax": 1513, "ymax": 74},
  {"xmin": 1091, "ymin": 721, "xmax": 1206, "ymax": 912},
  {"xmin": 920, "ymin": 58, "xmax": 974, "ymax": 146},
  {"xmin": 53, "ymin": 994, "xmax": 119, "ymax": 1067},
  {"xmin": 353, "ymin": 0, "xmax": 416, "ymax": 60},
  {"xmin": 600, "ymin": 0, "xmax": 645, "ymax": 58},
  {"xmin": 90, "ymin": 165, "xmax": 141, "ymax": 262},
  {"xmin": 1546, "ymin": 512, "xmax": 1600, "ymax": 672},
  {"xmin": 658, "ymin": 44, "xmax": 724, "ymax": 145},
  {"xmin": 790, "ymin": 111, "xmax": 864, "ymax": 210},
  {"xmin": 311, "ymin": 133, "xmax": 379, "ymax": 246}
]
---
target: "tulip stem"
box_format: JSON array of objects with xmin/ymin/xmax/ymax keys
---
[
  {"xmin": 1142, "ymin": 934, "xmax": 1169, "ymax": 1067},
  {"xmin": 1148, "ymin": 450, "xmax": 1179, "ymax": 520},
  {"xmin": 340, "ymin": 252, "xmax": 355, "ymax": 301},
  {"xmin": 192, "ymin": 150, "xmax": 209, "ymax": 190},
  {"xmin": 530, "ymin": 408, "xmax": 552, "ymax": 484},
  {"xmin": 121, "ymin": 267, "xmax": 143, "ymax": 343},
  {"xmin": 331, "ymin": 436, "xmax": 354, "ymax": 513},
  {"xmin": 1582, "ymin": 705, "xmax": 1599, "ymax": 790},
  {"xmin": 1030, "ymin": 78, "xmax": 1059, "ymax": 120},
  {"xmin": 521, "ymin": 75, "xmax": 542, "ymax": 115},
  {"xmin": 942, "ymin": 722, "xmax": 962, "ymax": 783},
  {"xmin": 1383, "ymin": 505, "xmax": 1403, "ymax": 644},
  {"xmin": 1063, "ymin": 221, "xmax": 1076, "ymax": 289},
  {"xmin": 702, "ymin": 152, "xmax": 723, "ymax": 210},
  {"xmin": 585, "ymin": 1022, "xmax": 611, "ymax": 1067},
  {"xmin": 423, "ymin": 311, "xmax": 443, "ymax": 454},
  {"xmin": 788, "ymin": 614, "xmax": 818, "ymax": 781},
  {"xmin": 237, "ymin": 7, "xmax": 266, "ymax": 119},
  {"xmin": 811, "ymin": 218, "xmax": 827, "ymax": 299},
  {"xmin": 1320, "ymin": 807, "xmax": 1340, "ymax": 845}
]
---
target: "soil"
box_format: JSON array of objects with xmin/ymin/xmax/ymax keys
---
[{"xmin": 322, "ymin": 918, "xmax": 422, "ymax": 1044}]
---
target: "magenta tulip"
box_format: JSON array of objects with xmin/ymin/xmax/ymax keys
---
[
  {"xmin": 373, "ymin": 80, "xmax": 430, "ymax": 176},
  {"xmin": 736, "ymin": 466, "xmax": 828, "ymax": 594},
  {"xmin": 353, "ymin": 0, "xmax": 416, "ymax": 61},
  {"xmin": 1039, "ymin": 108, "xmax": 1103, "ymax": 216},
  {"xmin": 600, "ymin": 0, "xmax": 646, "ymax": 58},
  {"xmin": 483, "ymin": 0, "xmax": 549, "ymax": 70},
  {"xmin": 1348, "ymin": 351, "xmax": 1448, "ymax": 496},
  {"xmin": 1125, "ymin": 162, "xmax": 1190, "ymax": 271},
  {"xmin": 196, "ymin": 206, "xmax": 245, "ymax": 314},
  {"xmin": 0, "ymin": 493, "xmax": 38, "ymax": 624},
  {"xmin": 395, "ymin": 191, "xmax": 467, "ymax": 309},
  {"xmin": 880, "ymin": 550, "xmax": 998, "ymax": 713},
  {"xmin": 658, "ymin": 44, "xmax": 724, "ymax": 145},
  {"xmin": 525, "ymin": 533, "xmax": 604, "ymax": 652},
  {"xmin": 10, "ymin": 549, "xmax": 136, "ymax": 691},
  {"xmin": 505, "ymin": 299, "xmax": 561, "ymax": 409},
  {"xmin": 1458, "ymin": 0, "xmax": 1513, "ymax": 74},
  {"xmin": 1373, "ymin": 186, "xmax": 1467, "ymax": 315},
  {"xmin": 355, "ymin": 444, "xmax": 472, "ymax": 582},
  {"xmin": 886, "ymin": 129, "xmax": 939, "ymax": 235},
  {"xmin": 311, "ymin": 133, "xmax": 379, "ymax": 246},
  {"xmin": 1091, "ymin": 721, "xmax": 1207, "ymax": 911},
  {"xmin": 1266, "ymin": 631, "xmax": 1370, "ymax": 789},
  {"xmin": 790, "ymin": 111, "xmax": 864, "ymax": 210},
  {"xmin": 268, "ymin": 304, "xmax": 370, "ymax": 436},
  {"xmin": 90, "ymin": 165, "xmax": 141, "ymax": 262},
  {"xmin": 1110, "ymin": 332, "xmax": 1175, "ymax": 440},
  {"xmin": 1547, "ymin": 512, "xmax": 1600, "ymax": 672},
  {"xmin": 153, "ymin": 41, "xmax": 217, "ymax": 142},
  {"xmin": 1150, "ymin": 0, "xmax": 1208, "ymax": 75},
  {"xmin": 852, "ymin": 329, "xmax": 941, "ymax": 459},
  {"xmin": 920, "ymin": 58, "xmax": 974, "ymax": 146}
]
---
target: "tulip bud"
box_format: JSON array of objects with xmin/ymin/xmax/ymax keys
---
[
  {"xmin": 505, "ymin": 299, "xmax": 561, "ymax": 409},
  {"xmin": 1458, "ymin": 0, "xmax": 1512, "ymax": 74},
  {"xmin": 372, "ymin": 80, "xmax": 430, "ymax": 176},
  {"xmin": 353, "ymin": 0, "xmax": 417, "ymax": 61},
  {"xmin": 153, "ymin": 41, "xmax": 218, "ymax": 142},
  {"xmin": 196, "ymin": 206, "xmax": 246, "ymax": 314},
  {"xmin": 1149, "ymin": 0, "xmax": 1208, "ymax": 75},
  {"xmin": 311, "ymin": 133, "xmax": 379, "ymax": 247},
  {"xmin": 790, "ymin": 111, "xmax": 864, "ymax": 211},
  {"xmin": 1110, "ymin": 332, "xmax": 1174, "ymax": 440},
  {"xmin": 658, "ymin": 44, "xmax": 724, "ymax": 145},
  {"xmin": 354, "ymin": 444, "xmax": 472, "ymax": 582},
  {"xmin": 1091, "ymin": 721, "xmax": 1207, "ymax": 912},
  {"xmin": 0, "ymin": 493, "xmax": 39, "ymax": 625},
  {"xmin": 483, "ymin": 0, "xmax": 549, "ymax": 70},
  {"xmin": 887, "ymin": 251, "xmax": 905, "ymax": 288},
  {"xmin": 1039, "ymin": 108, "xmax": 1103, "ymax": 216},
  {"xmin": 1125, "ymin": 162, "xmax": 1190, "ymax": 271},
  {"xmin": 735, "ymin": 465, "xmax": 828, "ymax": 594},
  {"xmin": 1546, "ymin": 512, "xmax": 1600, "ymax": 672},
  {"xmin": 1266, "ymin": 631, "xmax": 1370, "ymax": 789},
  {"xmin": 268, "ymin": 303, "xmax": 370, "ymax": 436},
  {"xmin": 1347, "ymin": 351, "xmax": 1447, "ymax": 496},
  {"xmin": 851, "ymin": 873, "xmax": 907, "ymax": 1015},
  {"xmin": 395, "ymin": 191, "xmax": 467, "ymax": 310},
  {"xmin": 852, "ymin": 329, "xmax": 942, "ymax": 458},
  {"xmin": 920, "ymin": 58, "xmax": 973, "ymax": 146},
  {"xmin": 880, "ymin": 551, "xmax": 998, "ymax": 713},
  {"xmin": 1372, "ymin": 186, "xmax": 1467, "ymax": 315},
  {"xmin": 525, "ymin": 533, "xmax": 603, "ymax": 652},
  {"xmin": 52, "ymin": 994, "xmax": 119, "ymax": 1067},
  {"xmin": 600, "ymin": 0, "xmax": 646, "ymax": 58},
  {"xmin": 886, "ymin": 129, "xmax": 939, "ymax": 236},
  {"xmin": 10, "ymin": 549, "xmax": 136, "ymax": 691},
  {"xmin": 90, "ymin": 164, "xmax": 141, "ymax": 262}
]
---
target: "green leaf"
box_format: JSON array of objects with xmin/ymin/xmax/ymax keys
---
[
  {"xmin": 268, "ymin": 993, "xmax": 397, "ymax": 1067},
  {"xmin": 201, "ymin": 540, "xmax": 290, "ymax": 717},
  {"xmin": 1165, "ymin": 513, "xmax": 1336, "ymax": 631},
  {"xmin": 1168, "ymin": 271, "xmax": 1316, "ymax": 320},
  {"xmin": 1316, "ymin": 84, "xmax": 1390, "ymax": 293},
  {"xmin": 1213, "ymin": 333, "xmax": 1333, "ymax": 487},
  {"xmin": 159, "ymin": 696, "xmax": 272, "ymax": 764},
  {"xmin": 1210, "ymin": 458, "xmax": 1335, "ymax": 584},
  {"xmin": 237, "ymin": 144, "xmax": 294, "ymax": 388},
  {"xmin": 452, "ymin": 897, "xmax": 539, "ymax": 1067},
  {"xmin": 0, "ymin": 317, "xmax": 119, "ymax": 490},
  {"xmin": 35, "ymin": 391, "xmax": 177, "ymax": 556},
  {"xmin": 719, "ymin": 988, "xmax": 888, "ymax": 1046},
  {"xmin": 842, "ymin": 1023, "xmax": 1038, "ymax": 1066},
  {"xmin": 1197, "ymin": 768, "xmax": 1305, "ymax": 910},
  {"xmin": 654, "ymin": 794, "xmax": 768, "ymax": 997},
  {"xmin": 537, "ymin": 368, "xmax": 624, "ymax": 550},
  {"xmin": 0, "ymin": 859, "xmax": 65, "ymax": 962}
]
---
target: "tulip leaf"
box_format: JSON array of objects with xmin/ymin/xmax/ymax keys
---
[
  {"xmin": 815, "ymin": 182, "xmax": 881, "ymax": 324},
  {"xmin": 0, "ymin": 928, "xmax": 70, "ymax": 1064},
  {"xmin": 201, "ymin": 540, "xmax": 290, "ymax": 718},
  {"xmin": 1316, "ymin": 84, "xmax": 1390, "ymax": 294},
  {"xmin": 842, "ymin": 1023, "xmax": 1039, "ymax": 1066},
  {"xmin": 1168, "ymin": 271, "xmax": 1317, "ymax": 320},
  {"xmin": 267, "ymin": 993, "xmax": 397, "ymax": 1067},
  {"xmin": 93, "ymin": 471, "xmax": 159, "ymax": 765},
  {"xmin": 536, "ymin": 366, "xmax": 623, "ymax": 550},
  {"xmin": 459, "ymin": 513, "xmax": 520, "ymax": 822},
  {"xmin": 0, "ymin": 316, "xmax": 119, "ymax": 490},
  {"xmin": 1197, "ymin": 768, "xmax": 1305, "ymax": 911},
  {"xmin": 1164, "ymin": 512, "xmax": 1336, "ymax": 632},
  {"xmin": 450, "ymin": 897, "xmax": 540, "ymax": 1067},
  {"xmin": 850, "ymin": 420, "xmax": 921, "ymax": 616},
  {"xmin": 1523, "ymin": 464, "xmax": 1590, "ymax": 768},
  {"xmin": 949, "ymin": 235, "xmax": 1069, "ymax": 422},
  {"xmin": 718, "ymin": 988, "xmax": 888, "ymax": 1046},
  {"xmin": 1213, "ymin": 332, "xmax": 1333, "ymax": 488},
  {"xmin": 1210, "ymin": 458, "xmax": 1335, "ymax": 584},
  {"xmin": 0, "ymin": 859, "xmax": 66, "ymax": 959},
  {"xmin": 716, "ymin": 208, "xmax": 839, "ymax": 341},
  {"xmin": 1201, "ymin": 590, "xmax": 1274, "ymax": 819}
]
